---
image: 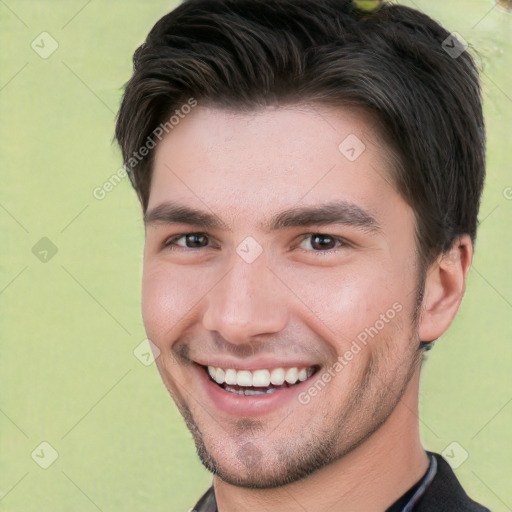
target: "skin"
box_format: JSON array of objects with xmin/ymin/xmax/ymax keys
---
[{"xmin": 142, "ymin": 104, "xmax": 473, "ymax": 511}]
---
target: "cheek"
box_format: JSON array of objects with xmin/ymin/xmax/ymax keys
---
[
  {"xmin": 278, "ymin": 262, "xmax": 401, "ymax": 340},
  {"xmin": 141, "ymin": 262, "xmax": 203, "ymax": 344}
]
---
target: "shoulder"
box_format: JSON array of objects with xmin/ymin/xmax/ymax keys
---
[{"xmin": 415, "ymin": 452, "xmax": 491, "ymax": 512}]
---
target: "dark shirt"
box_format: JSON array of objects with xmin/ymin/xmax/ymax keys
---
[{"xmin": 191, "ymin": 452, "xmax": 491, "ymax": 512}]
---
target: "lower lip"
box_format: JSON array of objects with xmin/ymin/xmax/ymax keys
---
[{"xmin": 193, "ymin": 364, "xmax": 315, "ymax": 417}]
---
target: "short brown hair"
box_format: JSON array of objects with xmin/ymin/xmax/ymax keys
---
[{"xmin": 115, "ymin": 0, "xmax": 486, "ymax": 272}]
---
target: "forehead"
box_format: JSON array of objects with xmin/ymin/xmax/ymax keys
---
[{"xmin": 149, "ymin": 104, "xmax": 401, "ymax": 225}]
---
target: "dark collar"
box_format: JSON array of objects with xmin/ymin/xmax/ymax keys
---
[
  {"xmin": 191, "ymin": 452, "xmax": 490, "ymax": 512},
  {"xmin": 192, "ymin": 484, "xmax": 217, "ymax": 512},
  {"xmin": 414, "ymin": 452, "xmax": 490, "ymax": 512}
]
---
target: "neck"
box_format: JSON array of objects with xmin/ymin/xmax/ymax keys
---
[{"xmin": 213, "ymin": 368, "xmax": 428, "ymax": 512}]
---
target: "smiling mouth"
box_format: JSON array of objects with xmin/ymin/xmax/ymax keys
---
[{"xmin": 200, "ymin": 364, "xmax": 319, "ymax": 396}]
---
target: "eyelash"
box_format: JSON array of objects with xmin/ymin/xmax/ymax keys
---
[{"xmin": 162, "ymin": 232, "xmax": 349, "ymax": 253}]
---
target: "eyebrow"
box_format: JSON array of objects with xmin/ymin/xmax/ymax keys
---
[{"xmin": 144, "ymin": 200, "xmax": 381, "ymax": 234}]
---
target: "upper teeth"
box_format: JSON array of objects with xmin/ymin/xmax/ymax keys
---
[{"xmin": 207, "ymin": 366, "xmax": 314, "ymax": 387}]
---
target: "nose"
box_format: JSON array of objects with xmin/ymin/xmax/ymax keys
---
[{"xmin": 202, "ymin": 254, "xmax": 289, "ymax": 345}]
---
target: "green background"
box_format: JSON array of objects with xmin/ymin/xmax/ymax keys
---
[{"xmin": 1, "ymin": 1, "xmax": 511, "ymax": 510}]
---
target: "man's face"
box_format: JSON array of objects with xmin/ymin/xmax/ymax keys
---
[{"xmin": 142, "ymin": 104, "xmax": 423, "ymax": 488}]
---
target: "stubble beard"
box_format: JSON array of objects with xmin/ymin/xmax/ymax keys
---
[{"xmin": 168, "ymin": 329, "xmax": 423, "ymax": 490}]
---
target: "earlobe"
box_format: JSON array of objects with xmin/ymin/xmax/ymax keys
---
[{"xmin": 418, "ymin": 235, "xmax": 473, "ymax": 343}]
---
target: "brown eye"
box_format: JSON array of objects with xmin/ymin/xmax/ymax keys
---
[
  {"xmin": 299, "ymin": 234, "xmax": 344, "ymax": 251},
  {"xmin": 183, "ymin": 233, "xmax": 209, "ymax": 248},
  {"xmin": 164, "ymin": 233, "xmax": 210, "ymax": 249},
  {"xmin": 311, "ymin": 234, "xmax": 336, "ymax": 250}
]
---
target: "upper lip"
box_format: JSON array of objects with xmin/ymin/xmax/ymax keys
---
[{"xmin": 193, "ymin": 356, "xmax": 319, "ymax": 371}]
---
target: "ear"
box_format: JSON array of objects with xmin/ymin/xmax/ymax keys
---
[{"xmin": 418, "ymin": 235, "xmax": 473, "ymax": 343}]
